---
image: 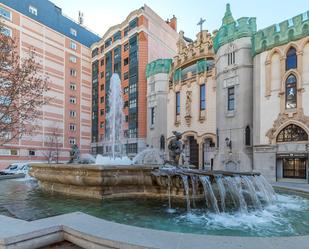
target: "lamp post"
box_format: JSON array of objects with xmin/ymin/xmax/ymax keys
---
[{"xmin": 225, "ymin": 128, "xmax": 232, "ymax": 154}]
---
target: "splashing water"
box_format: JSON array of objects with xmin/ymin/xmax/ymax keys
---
[
  {"xmin": 105, "ymin": 73, "xmax": 125, "ymax": 159},
  {"xmin": 199, "ymin": 176, "xmax": 220, "ymax": 214},
  {"xmin": 181, "ymin": 175, "xmax": 191, "ymax": 211},
  {"xmin": 215, "ymin": 175, "xmax": 226, "ymax": 212},
  {"xmin": 133, "ymin": 148, "xmax": 164, "ymax": 165}
]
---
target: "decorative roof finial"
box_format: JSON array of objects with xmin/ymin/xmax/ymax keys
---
[
  {"xmin": 197, "ymin": 17, "xmax": 206, "ymax": 33},
  {"xmin": 222, "ymin": 3, "xmax": 234, "ymax": 25}
]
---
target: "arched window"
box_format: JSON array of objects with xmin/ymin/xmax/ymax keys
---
[
  {"xmin": 227, "ymin": 44, "xmax": 235, "ymax": 66},
  {"xmin": 160, "ymin": 135, "xmax": 165, "ymax": 150},
  {"xmin": 245, "ymin": 126, "xmax": 251, "ymax": 146},
  {"xmin": 286, "ymin": 47, "xmax": 297, "ymax": 71},
  {"xmin": 277, "ymin": 124, "xmax": 308, "ymax": 142},
  {"xmin": 285, "ymin": 74, "xmax": 297, "ymax": 109}
]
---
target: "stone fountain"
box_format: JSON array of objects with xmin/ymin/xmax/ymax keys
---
[{"xmin": 29, "ymin": 73, "xmax": 276, "ymax": 212}]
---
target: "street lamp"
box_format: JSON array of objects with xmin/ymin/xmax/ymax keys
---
[{"xmin": 225, "ymin": 137, "xmax": 232, "ymax": 150}]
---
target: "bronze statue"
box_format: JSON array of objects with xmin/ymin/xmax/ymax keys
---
[
  {"xmin": 69, "ymin": 144, "xmax": 80, "ymax": 163},
  {"xmin": 168, "ymin": 131, "xmax": 183, "ymax": 166}
]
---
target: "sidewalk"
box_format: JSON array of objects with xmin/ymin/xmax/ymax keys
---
[{"xmin": 272, "ymin": 181, "xmax": 309, "ymax": 195}]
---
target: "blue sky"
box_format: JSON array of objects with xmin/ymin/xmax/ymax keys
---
[{"xmin": 51, "ymin": 0, "xmax": 309, "ymax": 38}]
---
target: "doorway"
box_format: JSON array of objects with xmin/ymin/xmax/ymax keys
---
[
  {"xmin": 283, "ymin": 158, "xmax": 307, "ymax": 179},
  {"xmin": 188, "ymin": 136, "xmax": 199, "ymax": 167}
]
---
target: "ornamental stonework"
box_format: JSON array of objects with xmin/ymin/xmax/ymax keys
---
[
  {"xmin": 266, "ymin": 109, "xmax": 309, "ymax": 142},
  {"xmin": 185, "ymin": 91, "xmax": 192, "ymax": 125},
  {"xmin": 174, "ymin": 30, "xmax": 214, "ymax": 69}
]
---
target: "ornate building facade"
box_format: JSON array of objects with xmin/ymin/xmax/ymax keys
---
[
  {"xmin": 166, "ymin": 30, "xmax": 217, "ymax": 168},
  {"xmin": 146, "ymin": 59, "xmax": 172, "ymax": 150},
  {"xmin": 147, "ymin": 4, "xmax": 309, "ymax": 184},
  {"xmin": 214, "ymin": 4, "xmax": 256, "ymax": 172},
  {"xmin": 253, "ymin": 11, "xmax": 309, "ymax": 182}
]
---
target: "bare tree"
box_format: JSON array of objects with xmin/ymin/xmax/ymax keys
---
[
  {"xmin": 0, "ymin": 26, "xmax": 50, "ymax": 145},
  {"xmin": 42, "ymin": 126, "xmax": 62, "ymax": 164}
]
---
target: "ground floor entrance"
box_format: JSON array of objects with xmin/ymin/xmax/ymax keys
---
[
  {"xmin": 277, "ymin": 154, "xmax": 308, "ymax": 181},
  {"xmin": 282, "ymin": 158, "xmax": 307, "ymax": 179},
  {"xmin": 188, "ymin": 136, "xmax": 199, "ymax": 167}
]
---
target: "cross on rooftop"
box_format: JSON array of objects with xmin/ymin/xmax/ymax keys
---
[{"xmin": 197, "ymin": 18, "xmax": 206, "ymax": 32}]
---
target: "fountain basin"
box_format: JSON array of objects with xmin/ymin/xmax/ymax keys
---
[
  {"xmin": 29, "ymin": 164, "xmax": 167, "ymax": 199},
  {"xmin": 30, "ymin": 164, "xmax": 263, "ymax": 203}
]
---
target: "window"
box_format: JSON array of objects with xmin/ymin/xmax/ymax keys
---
[
  {"xmin": 150, "ymin": 107, "xmax": 155, "ymax": 126},
  {"xmin": 129, "ymin": 35, "xmax": 138, "ymax": 51},
  {"xmin": 129, "ymin": 129, "xmax": 137, "ymax": 138},
  {"xmin": 100, "ymin": 59, "xmax": 104, "ymax": 66},
  {"xmin": 113, "ymin": 31, "xmax": 121, "ymax": 41},
  {"xmin": 125, "ymin": 115, "xmax": 129, "ymax": 122},
  {"xmin": 70, "ymin": 28, "xmax": 77, "ymax": 37},
  {"xmin": 124, "ymin": 43, "xmax": 129, "ymax": 51},
  {"xmin": 228, "ymin": 51, "xmax": 235, "ymax": 65},
  {"xmin": 124, "ymin": 101, "xmax": 129, "ymax": 108},
  {"xmin": 129, "ymin": 113, "xmax": 137, "ymax": 124},
  {"xmin": 69, "ymin": 138, "xmax": 76, "ymax": 145},
  {"xmin": 286, "ymin": 47, "xmax": 297, "ymax": 71},
  {"xmin": 200, "ymin": 84, "xmax": 206, "ymax": 110},
  {"xmin": 277, "ymin": 124, "xmax": 308, "ymax": 142},
  {"xmin": 245, "ymin": 126, "xmax": 251, "ymax": 146},
  {"xmin": 69, "ymin": 110, "xmax": 77, "ymax": 117},
  {"xmin": 69, "ymin": 123, "xmax": 76, "ymax": 131},
  {"xmin": 114, "ymin": 63, "xmax": 121, "ymax": 74},
  {"xmin": 124, "ymin": 58, "xmax": 129, "ymax": 66},
  {"xmin": 29, "ymin": 150, "xmax": 35, "ymax": 156},
  {"xmin": 70, "ymin": 69, "xmax": 77, "ymax": 77},
  {"xmin": 105, "ymin": 38, "xmax": 112, "ymax": 48},
  {"xmin": 100, "ymin": 109, "xmax": 104, "ymax": 116},
  {"xmin": 70, "ymin": 83, "xmax": 76, "ymax": 91},
  {"xmin": 176, "ymin": 92, "xmax": 180, "ymax": 115},
  {"xmin": 100, "ymin": 45, "xmax": 104, "ymax": 53},
  {"xmin": 0, "ymin": 7, "xmax": 12, "ymax": 21},
  {"xmin": 124, "ymin": 26, "xmax": 129, "ymax": 37},
  {"xmin": 0, "ymin": 26, "xmax": 12, "ymax": 37},
  {"xmin": 100, "ymin": 84, "xmax": 104, "ymax": 91},
  {"xmin": 114, "ymin": 47, "xmax": 121, "ymax": 59},
  {"xmin": 286, "ymin": 74, "xmax": 297, "ymax": 109},
  {"xmin": 129, "ymin": 99, "xmax": 137, "ymax": 108},
  {"xmin": 129, "ymin": 83, "xmax": 137, "ymax": 94},
  {"xmin": 126, "ymin": 143, "xmax": 138, "ymax": 153},
  {"xmin": 124, "ymin": 86, "xmax": 129, "ymax": 94},
  {"xmin": 100, "ymin": 72, "xmax": 104, "ymax": 78},
  {"xmin": 70, "ymin": 97, "xmax": 76, "ymax": 104},
  {"xmin": 227, "ymin": 87, "xmax": 235, "ymax": 111},
  {"xmin": 227, "ymin": 44, "xmax": 236, "ymax": 65},
  {"xmin": 100, "ymin": 122, "xmax": 104, "ymax": 128},
  {"xmin": 70, "ymin": 41, "xmax": 77, "ymax": 50},
  {"xmin": 69, "ymin": 55, "xmax": 77, "ymax": 63},
  {"xmin": 0, "ymin": 149, "xmax": 13, "ymax": 156},
  {"xmin": 129, "ymin": 18, "xmax": 138, "ymax": 30},
  {"xmin": 160, "ymin": 135, "xmax": 165, "ymax": 150},
  {"xmin": 124, "ymin": 72, "xmax": 129, "ymax": 80},
  {"xmin": 29, "ymin": 5, "xmax": 38, "ymax": 16},
  {"xmin": 100, "ymin": 96, "xmax": 104, "ymax": 103}
]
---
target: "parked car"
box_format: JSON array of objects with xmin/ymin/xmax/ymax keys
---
[{"xmin": 0, "ymin": 163, "xmax": 30, "ymax": 175}]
